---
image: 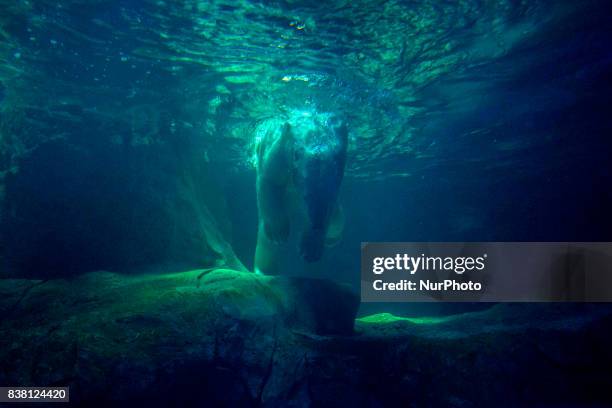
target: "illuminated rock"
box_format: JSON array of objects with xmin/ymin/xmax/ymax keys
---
[{"xmin": 1, "ymin": 270, "xmax": 611, "ymax": 406}]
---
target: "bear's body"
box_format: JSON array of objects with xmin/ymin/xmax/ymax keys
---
[{"xmin": 254, "ymin": 111, "xmax": 348, "ymax": 275}]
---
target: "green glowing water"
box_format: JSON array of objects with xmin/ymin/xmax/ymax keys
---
[{"xmin": 357, "ymin": 312, "xmax": 453, "ymax": 325}]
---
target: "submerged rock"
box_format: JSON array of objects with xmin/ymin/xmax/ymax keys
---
[
  {"xmin": 0, "ymin": 271, "xmax": 611, "ymax": 407},
  {"xmin": 0, "ymin": 269, "xmax": 359, "ymax": 405}
]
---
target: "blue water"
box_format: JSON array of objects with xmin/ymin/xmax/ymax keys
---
[{"xmin": 1, "ymin": 1, "xmax": 611, "ymax": 315}]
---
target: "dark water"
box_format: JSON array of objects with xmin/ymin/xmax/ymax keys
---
[
  {"xmin": 1, "ymin": 1, "xmax": 611, "ymax": 316},
  {"xmin": 2, "ymin": 3, "xmax": 612, "ymax": 406}
]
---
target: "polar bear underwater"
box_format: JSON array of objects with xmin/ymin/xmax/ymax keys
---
[{"xmin": 253, "ymin": 110, "xmax": 348, "ymax": 275}]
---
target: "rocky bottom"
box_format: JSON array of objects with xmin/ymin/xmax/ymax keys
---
[{"xmin": 1, "ymin": 269, "xmax": 611, "ymax": 407}]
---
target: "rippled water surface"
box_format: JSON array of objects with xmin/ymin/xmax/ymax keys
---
[{"xmin": 3, "ymin": 0, "xmax": 609, "ymax": 177}]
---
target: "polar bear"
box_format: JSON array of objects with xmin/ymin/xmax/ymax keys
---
[{"xmin": 253, "ymin": 110, "xmax": 348, "ymax": 275}]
